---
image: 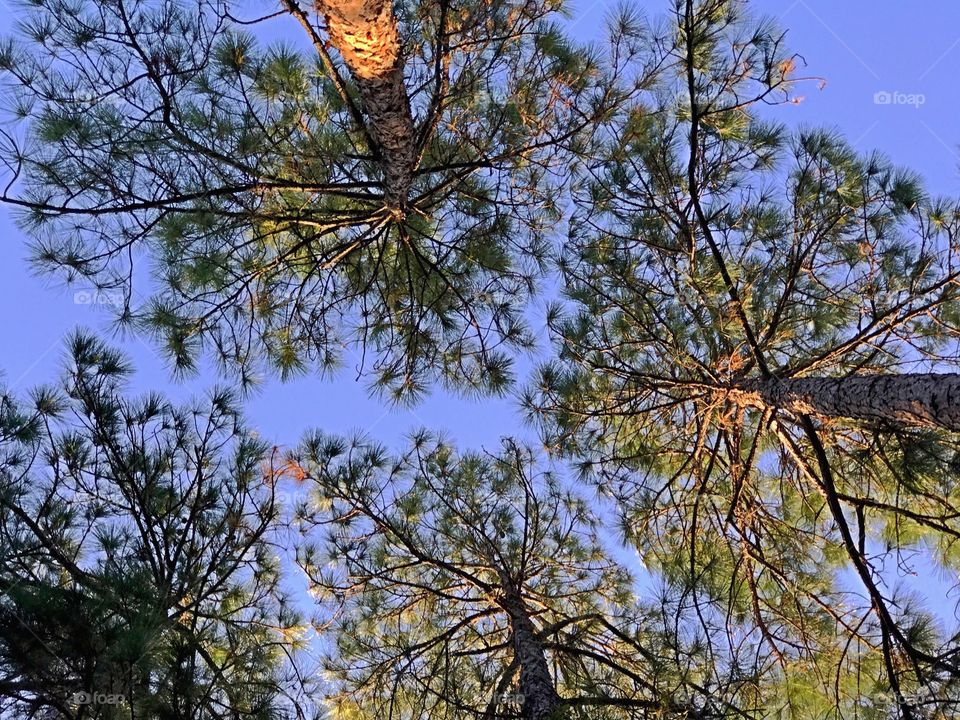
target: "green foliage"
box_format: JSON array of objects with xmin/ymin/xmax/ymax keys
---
[
  {"xmin": 290, "ymin": 431, "xmax": 738, "ymax": 718},
  {"xmin": 2, "ymin": 0, "xmax": 960, "ymax": 718},
  {"xmin": 0, "ymin": 333, "xmax": 306, "ymax": 719},
  {"xmin": 0, "ymin": 0, "xmax": 610, "ymax": 401},
  {"xmin": 525, "ymin": 0, "xmax": 960, "ymax": 715}
]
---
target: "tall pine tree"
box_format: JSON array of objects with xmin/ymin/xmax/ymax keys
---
[
  {"xmin": 528, "ymin": 1, "xmax": 960, "ymax": 715},
  {"xmin": 0, "ymin": 334, "xmax": 307, "ymax": 719},
  {"xmin": 0, "ymin": 0, "xmax": 609, "ymax": 400},
  {"xmin": 291, "ymin": 431, "xmax": 745, "ymax": 719}
]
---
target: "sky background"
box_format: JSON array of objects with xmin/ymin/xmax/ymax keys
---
[
  {"xmin": 1, "ymin": 0, "xmax": 960, "ymax": 456},
  {"xmin": 2, "ymin": 0, "xmax": 960, "ymax": 690}
]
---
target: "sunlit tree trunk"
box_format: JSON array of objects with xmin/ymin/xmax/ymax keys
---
[
  {"xmin": 316, "ymin": 0, "xmax": 416, "ymax": 213},
  {"xmin": 730, "ymin": 374, "xmax": 960, "ymax": 431},
  {"xmin": 500, "ymin": 587, "xmax": 562, "ymax": 720}
]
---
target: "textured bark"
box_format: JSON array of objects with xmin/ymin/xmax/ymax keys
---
[
  {"xmin": 729, "ymin": 374, "xmax": 960, "ymax": 431},
  {"xmin": 315, "ymin": 0, "xmax": 416, "ymax": 212},
  {"xmin": 500, "ymin": 588, "xmax": 562, "ymax": 720}
]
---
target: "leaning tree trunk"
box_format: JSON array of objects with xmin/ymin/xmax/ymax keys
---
[
  {"xmin": 315, "ymin": 0, "xmax": 416, "ymax": 213},
  {"xmin": 500, "ymin": 588, "xmax": 562, "ymax": 720},
  {"xmin": 729, "ymin": 374, "xmax": 960, "ymax": 431}
]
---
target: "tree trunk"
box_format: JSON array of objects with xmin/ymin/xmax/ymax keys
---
[
  {"xmin": 315, "ymin": 0, "xmax": 416, "ymax": 213},
  {"xmin": 729, "ymin": 374, "xmax": 960, "ymax": 431},
  {"xmin": 500, "ymin": 588, "xmax": 562, "ymax": 720}
]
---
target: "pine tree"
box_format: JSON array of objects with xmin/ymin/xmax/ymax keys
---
[
  {"xmin": 527, "ymin": 1, "xmax": 960, "ymax": 715},
  {"xmin": 0, "ymin": 0, "xmax": 608, "ymax": 400},
  {"xmin": 291, "ymin": 431, "xmax": 742, "ymax": 719},
  {"xmin": 0, "ymin": 333, "xmax": 308, "ymax": 719},
  {"xmin": 4, "ymin": 0, "xmax": 960, "ymax": 718}
]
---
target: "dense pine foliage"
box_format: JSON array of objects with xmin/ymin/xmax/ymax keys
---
[
  {"xmin": 1, "ymin": 0, "xmax": 960, "ymax": 718},
  {"xmin": 526, "ymin": 1, "xmax": 960, "ymax": 713},
  {"xmin": 1, "ymin": 0, "xmax": 606, "ymax": 400},
  {"xmin": 0, "ymin": 334, "xmax": 306, "ymax": 719}
]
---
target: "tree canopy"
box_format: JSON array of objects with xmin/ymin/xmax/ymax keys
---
[
  {"xmin": 292, "ymin": 430, "xmax": 749, "ymax": 719},
  {"xmin": 527, "ymin": 0, "xmax": 960, "ymax": 714},
  {"xmin": 1, "ymin": 0, "xmax": 606, "ymax": 400},
  {"xmin": 0, "ymin": 333, "xmax": 307, "ymax": 719},
  {"xmin": 2, "ymin": 0, "xmax": 960, "ymax": 719}
]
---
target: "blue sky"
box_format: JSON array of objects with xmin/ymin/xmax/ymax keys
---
[
  {"xmin": 2, "ymin": 0, "xmax": 960, "ymax": 696},
  {"xmin": 1, "ymin": 0, "xmax": 959, "ymax": 452}
]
